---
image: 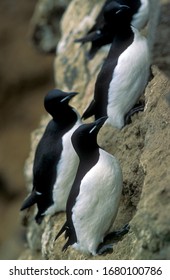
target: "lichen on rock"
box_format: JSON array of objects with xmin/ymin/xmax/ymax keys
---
[{"xmin": 21, "ymin": 0, "xmax": 170, "ymax": 260}]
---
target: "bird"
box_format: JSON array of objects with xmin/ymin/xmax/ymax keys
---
[
  {"xmin": 82, "ymin": 3, "xmax": 150, "ymax": 129},
  {"xmin": 20, "ymin": 89, "xmax": 82, "ymax": 224},
  {"xmin": 55, "ymin": 117, "xmax": 125, "ymax": 255},
  {"xmin": 75, "ymin": 0, "xmax": 149, "ymax": 59}
]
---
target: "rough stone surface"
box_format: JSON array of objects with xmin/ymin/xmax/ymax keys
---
[
  {"xmin": 20, "ymin": 0, "xmax": 170, "ymax": 260},
  {"xmin": 30, "ymin": 0, "xmax": 70, "ymax": 53}
]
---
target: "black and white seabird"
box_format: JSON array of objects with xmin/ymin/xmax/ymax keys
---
[
  {"xmin": 55, "ymin": 117, "xmax": 124, "ymax": 255},
  {"xmin": 75, "ymin": 0, "xmax": 149, "ymax": 59},
  {"xmin": 82, "ymin": 4, "xmax": 150, "ymax": 129},
  {"xmin": 20, "ymin": 89, "xmax": 82, "ymax": 224}
]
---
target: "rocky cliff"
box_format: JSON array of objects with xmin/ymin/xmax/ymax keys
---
[{"xmin": 19, "ymin": 0, "xmax": 170, "ymax": 260}]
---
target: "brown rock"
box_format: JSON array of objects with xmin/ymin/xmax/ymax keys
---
[{"xmin": 30, "ymin": 0, "xmax": 70, "ymax": 53}]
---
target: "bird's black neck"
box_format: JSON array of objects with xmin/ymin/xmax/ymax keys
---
[
  {"xmin": 107, "ymin": 25, "xmax": 134, "ymax": 61},
  {"xmin": 53, "ymin": 108, "xmax": 78, "ymax": 130}
]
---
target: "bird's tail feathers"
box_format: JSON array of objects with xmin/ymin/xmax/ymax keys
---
[
  {"xmin": 55, "ymin": 222, "xmax": 76, "ymax": 252},
  {"xmin": 55, "ymin": 222, "xmax": 67, "ymax": 241},
  {"xmin": 62, "ymin": 239, "xmax": 70, "ymax": 252},
  {"xmin": 75, "ymin": 30, "xmax": 101, "ymax": 44},
  {"xmin": 35, "ymin": 212, "xmax": 44, "ymax": 224},
  {"xmin": 20, "ymin": 190, "xmax": 38, "ymax": 211},
  {"xmin": 82, "ymin": 99, "xmax": 96, "ymax": 120}
]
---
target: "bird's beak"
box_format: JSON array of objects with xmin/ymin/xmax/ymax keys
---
[{"xmin": 89, "ymin": 116, "xmax": 107, "ymax": 134}]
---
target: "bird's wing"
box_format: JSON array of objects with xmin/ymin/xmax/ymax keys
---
[{"xmin": 82, "ymin": 99, "xmax": 96, "ymax": 120}]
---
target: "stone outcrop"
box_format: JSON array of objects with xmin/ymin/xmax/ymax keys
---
[
  {"xmin": 30, "ymin": 0, "xmax": 70, "ymax": 53},
  {"xmin": 19, "ymin": 0, "xmax": 170, "ymax": 260}
]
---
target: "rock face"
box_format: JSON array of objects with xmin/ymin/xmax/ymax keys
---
[
  {"xmin": 30, "ymin": 0, "xmax": 70, "ymax": 53},
  {"xmin": 20, "ymin": 0, "xmax": 170, "ymax": 260}
]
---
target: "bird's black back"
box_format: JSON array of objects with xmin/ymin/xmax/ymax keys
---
[
  {"xmin": 35, "ymin": 111, "xmax": 79, "ymax": 218},
  {"xmin": 77, "ymin": 0, "xmax": 141, "ymax": 59},
  {"xmin": 82, "ymin": 7, "xmax": 134, "ymax": 120},
  {"xmin": 94, "ymin": 27, "xmax": 134, "ymax": 119},
  {"xmin": 32, "ymin": 121, "xmax": 63, "ymax": 219},
  {"xmin": 89, "ymin": 0, "xmax": 141, "ymax": 33},
  {"xmin": 56, "ymin": 123, "xmax": 101, "ymax": 249},
  {"xmin": 57, "ymin": 149, "xmax": 99, "ymax": 251}
]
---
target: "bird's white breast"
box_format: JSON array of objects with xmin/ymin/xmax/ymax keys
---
[
  {"xmin": 72, "ymin": 149, "xmax": 123, "ymax": 255},
  {"xmin": 44, "ymin": 119, "xmax": 81, "ymax": 215},
  {"xmin": 107, "ymin": 27, "xmax": 150, "ymax": 129}
]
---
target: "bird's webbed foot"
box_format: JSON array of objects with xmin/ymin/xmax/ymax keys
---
[
  {"xmin": 124, "ymin": 102, "xmax": 145, "ymax": 125},
  {"xmin": 96, "ymin": 224, "xmax": 130, "ymax": 255}
]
